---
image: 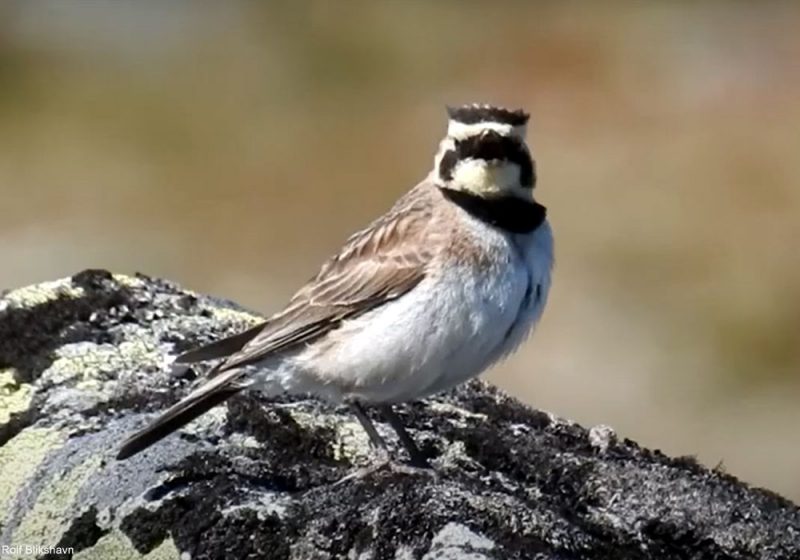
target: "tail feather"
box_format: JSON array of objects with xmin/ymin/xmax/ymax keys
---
[{"xmin": 116, "ymin": 369, "xmax": 244, "ymax": 460}]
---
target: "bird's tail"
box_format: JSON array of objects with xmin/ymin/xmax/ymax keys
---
[{"xmin": 116, "ymin": 368, "xmax": 245, "ymax": 460}]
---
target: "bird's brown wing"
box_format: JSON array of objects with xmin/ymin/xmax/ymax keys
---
[
  {"xmin": 178, "ymin": 188, "xmax": 435, "ymax": 373},
  {"xmin": 117, "ymin": 189, "xmax": 436, "ymax": 460}
]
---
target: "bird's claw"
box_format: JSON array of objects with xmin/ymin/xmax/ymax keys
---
[{"xmin": 334, "ymin": 449, "xmax": 436, "ymax": 486}]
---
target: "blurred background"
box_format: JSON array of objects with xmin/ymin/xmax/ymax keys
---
[{"xmin": 1, "ymin": 2, "xmax": 798, "ymax": 500}]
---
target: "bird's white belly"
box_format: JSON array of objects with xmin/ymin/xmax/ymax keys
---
[
  {"xmin": 247, "ymin": 219, "xmax": 553, "ymax": 405},
  {"xmin": 301, "ymin": 268, "xmax": 522, "ymax": 403},
  {"xmin": 282, "ymin": 222, "xmax": 552, "ymax": 404}
]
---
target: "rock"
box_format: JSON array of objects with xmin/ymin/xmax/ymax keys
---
[{"xmin": 0, "ymin": 269, "xmax": 798, "ymax": 560}]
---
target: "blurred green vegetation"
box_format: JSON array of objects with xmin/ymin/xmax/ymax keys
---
[{"xmin": 1, "ymin": 2, "xmax": 798, "ymax": 499}]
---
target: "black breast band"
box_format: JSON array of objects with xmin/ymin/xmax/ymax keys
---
[{"xmin": 439, "ymin": 188, "xmax": 547, "ymax": 234}]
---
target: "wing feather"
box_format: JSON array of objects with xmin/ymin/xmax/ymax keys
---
[
  {"xmin": 178, "ymin": 187, "xmax": 435, "ymax": 372},
  {"xmin": 118, "ymin": 185, "xmax": 438, "ymax": 460},
  {"xmin": 174, "ymin": 323, "xmax": 266, "ymax": 364}
]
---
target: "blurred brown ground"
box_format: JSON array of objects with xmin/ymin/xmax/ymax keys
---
[{"xmin": 1, "ymin": 2, "xmax": 799, "ymax": 500}]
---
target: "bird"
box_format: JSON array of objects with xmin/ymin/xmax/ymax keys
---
[{"xmin": 116, "ymin": 103, "xmax": 554, "ymax": 472}]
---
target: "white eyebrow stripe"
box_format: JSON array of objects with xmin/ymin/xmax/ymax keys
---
[{"xmin": 446, "ymin": 120, "xmax": 527, "ymax": 141}]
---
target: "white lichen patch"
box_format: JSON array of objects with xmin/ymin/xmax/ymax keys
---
[
  {"xmin": 507, "ymin": 423, "xmax": 532, "ymax": 437},
  {"xmin": 421, "ymin": 522, "xmax": 495, "ymax": 560},
  {"xmin": 349, "ymin": 549, "xmax": 375, "ymax": 560},
  {"xmin": 588, "ymin": 424, "xmax": 617, "ymax": 453},
  {"xmin": 544, "ymin": 410, "xmax": 575, "ymax": 428},
  {"xmin": 332, "ymin": 420, "xmax": 375, "ymax": 463},
  {"xmin": 436, "ymin": 440, "xmax": 482, "ymax": 471},
  {"xmin": 181, "ymin": 406, "xmax": 228, "ymax": 436},
  {"xmin": 426, "ymin": 402, "xmax": 488, "ymax": 428},
  {"xmin": 0, "ymin": 278, "xmax": 85, "ymax": 310},
  {"xmin": 394, "ymin": 546, "xmax": 416, "ymax": 560},
  {"xmin": 220, "ymin": 490, "xmax": 292, "ymax": 519},
  {"xmin": 226, "ymin": 433, "xmax": 263, "ymax": 449},
  {"xmin": 0, "ymin": 369, "xmax": 33, "ymax": 425},
  {"xmin": 208, "ymin": 306, "xmax": 263, "ymax": 328},
  {"xmin": 111, "ymin": 274, "xmax": 147, "ymax": 289},
  {"xmin": 431, "ymin": 522, "xmax": 495, "ymax": 550},
  {"xmin": 284, "ymin": 408, "xmax": 331, "ymax": 430}
]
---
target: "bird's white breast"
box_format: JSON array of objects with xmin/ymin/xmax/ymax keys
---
[{"xmin": 286, "ymin": 216, "xmax": 554, "ymax": 404}]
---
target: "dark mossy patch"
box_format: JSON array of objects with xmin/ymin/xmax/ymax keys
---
[
  {"xmin": 122, "ymin": 475, "xmax": 293, "ymax": 559},
  {"xmin": 0, "ymin": 270, "xmax": 131, "ymax": 383},
  {"xmin": 0, "ymin": 396, "xmax": 39, "ymax": 447},
  {"xmin": 41, "ymin": 506, "xmax": 108, "ymax": 559},
  {"xmin": 224, "ymin": 396, "xmax": 340, "ymax": 461},
  {"xmin": 175, "ymin": 507, "xmax": 291, "ymax": 560},
  {"xmin": 121, "ymin": 498, "xmax": 188, "ymax": 554}
]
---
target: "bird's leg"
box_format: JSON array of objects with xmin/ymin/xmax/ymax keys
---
[
  {"xmin": 336, "ymin": 401, "xmax": 432, "ymax": 485},
  {"xmin": 349, "ymin": 401, "xmax": 391, "ymax": 457},
  {"xmin": 378, "ymin": 404, "xmax": 431, "ymax": 469},
  {"xmin": 334, "ymin": 402, "xmax": 391, "ymax": 485}
]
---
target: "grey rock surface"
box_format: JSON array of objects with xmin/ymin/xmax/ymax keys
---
[{"xmin": 0, "ymin": 269, "xmax": 798, "ymax": 560}]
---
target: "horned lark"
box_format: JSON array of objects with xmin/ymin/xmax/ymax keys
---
[{"xmin": 117, "ymin": 104, "xmax": 554, "ymax": 470}]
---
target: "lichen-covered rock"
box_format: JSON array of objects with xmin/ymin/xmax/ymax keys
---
[{"xmin": 0, "ymin": 270, "xmax": 798, "ymax": 560}]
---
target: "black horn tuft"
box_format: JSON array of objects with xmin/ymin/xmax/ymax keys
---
[{"xmin": 446, "ymin": 104, "xmax": 529, "ymax": 126}]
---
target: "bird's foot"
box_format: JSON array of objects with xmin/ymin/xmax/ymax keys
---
[{"xmin": 334, "ymin": 448, "xmax": 436, "ymax": 486}]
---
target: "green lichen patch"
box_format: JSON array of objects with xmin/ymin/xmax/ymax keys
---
[
  {"xmin": 43, "ymin": 339, "xmax": 166, "ymax": 390},
  {"xmin": 1, "ymin": 279, "xmax": 86, "ymax": 310},
  {"xmin": 0, "ymin": 368, "xmax": 33, "ymax": 425},
  {"xmin": 332, "ymin": 419, "xmax": 373, "ymax": 463},
  {"xmin": 73, "ymin": 531, "xmax": 181, "ymax": 560},
  {"xmin": 0, "ymin": 428, "xmax": 64, "ymax": 521},
  {"xmin": 111, "ymin": 275, "xmax": 147, "ymax": 290},
  {"xmin": 11, "ymin": 454, "xmax": 103, "ymax": 551},
  {"xmin": 208, "ymin": 305, "xmax": 262, "ymax": 328}
]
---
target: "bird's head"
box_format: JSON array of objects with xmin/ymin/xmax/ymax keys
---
[{"xmin": 434, "ymin": 104, "xmax": 535, "ymax": 201}]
